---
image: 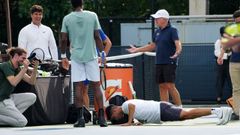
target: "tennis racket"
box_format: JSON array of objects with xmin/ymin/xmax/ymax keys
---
[
  {"xmin": 128, "ymin": 81, "xmax": 137, "ymax": 99},
  {"xmin": 30, "ymin": 48, "xmax": 45, "ymax": 61},
  {"xmin": 100, "ymin": 51, "xmax": 107, "ymax": 90}
]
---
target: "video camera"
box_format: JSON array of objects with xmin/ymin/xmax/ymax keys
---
[{"xmin": 27, "ymin": 52, "xmax": 41, "ymax": 63}]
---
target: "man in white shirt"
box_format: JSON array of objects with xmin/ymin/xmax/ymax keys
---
[
  {"xmin": 214, "ymin": 26, "xmax": 232, "ymax": 103},
  {"xmin": 18, "ymin": 5, "xmax": 58, "ymax": 61},
  {"xmin": 106, "ymin": 99, "xmax": 232, "ymax": 126}
]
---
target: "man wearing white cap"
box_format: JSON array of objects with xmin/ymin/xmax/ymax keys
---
[{"xmin": 127, "ymin": 9, "xmax": 182, "ymax": 107}]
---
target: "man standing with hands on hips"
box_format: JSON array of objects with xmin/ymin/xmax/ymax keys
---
[
  {"xmin": 127, "ymin": 9, "xmax": 182, "ymax": 107},
  {"xmin": 60, "ymin": 0, "xmax": 107, "ymax": 127}
]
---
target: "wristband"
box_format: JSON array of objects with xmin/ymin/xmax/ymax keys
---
[
  {"xmin": 101, "ymin": 51, "xmax": 106, "ymax": 57},
  {"xmin": 101, "ymin": 51, "xmax": 106, "ymax": 67},
  {"xmin": 61, "ymin": 53, "xmax": 67, "ymax": 59}
]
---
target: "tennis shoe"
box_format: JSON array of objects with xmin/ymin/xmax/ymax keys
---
[{"xmin": 217, "ymin": 107, "xmax": 232, "ymax": 125}]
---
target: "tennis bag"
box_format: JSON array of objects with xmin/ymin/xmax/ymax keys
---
[
  {"xmin": 109, "ymin": 95, "xmax": 128, "ymax": 106},
  {"xmin": 66, "ymin": 105, "xmax": 91, "ymax": 124}
]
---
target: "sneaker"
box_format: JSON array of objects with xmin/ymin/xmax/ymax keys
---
[
  {"xmin": 231, "ymin": 113, "xmax": 239, "ymax": 120},
  {"xmin": 217, "ymin": 107, "xmax": 233, "ymax": 125},
  {"xmin": 98, "ymin": 109, "xmax": 108, "ymax": 127},
  {"xmin": 74, "ymin": 118, "xmax": 85, "ymax": 127}
]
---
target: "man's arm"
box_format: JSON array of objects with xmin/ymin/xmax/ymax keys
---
[
  {"xmin": 170, "ymin": 40, "xmax": 182, "ymax": 59},
  {"xmin": 217, "ymin": 48, "xmax": 225, "ymax": 65},
  {"xmin": 126, "ymin": 42, "xmax": 156, "ymax": 53},
  {"xmin": 7, "ymin": 59, "xmax": 29, "ymax": 86},
  {"xmin": 60, "ymin": 32, "xmax": 68, "ymax": 55},
  {"xmin": 48, "ymin": 29, "xmax": 58, "ymax": 60},
  {"xmin": 103, "ymin": 36, "xmax": 112, "ymax": 56},
  {"xmin": 18, "ymin": 29, "xmax": 27, "ymax": 50},
  {"xmin": 121, "ymin": 103, "xmax": 135, "ymax": 126},
  {"xmin": 60, "ymin": 32, "xmax": 69, "ymax": 70},
  {"xmin": 222, "ymin": 37, "xmax": 240, "ymax": 48},
  {"xmin": 22, "ymin": 60, "xmax": 39, "ymax": 85},
  {"xmin": 94, "ymin": 30, "xmax": 104, "ymax": 52}
]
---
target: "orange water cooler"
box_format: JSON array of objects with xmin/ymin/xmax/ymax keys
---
[
  {"xmin": 94, "ymin": 63, "xmax": 134, "ymax": 110},
  {"xmin": 103, "ymin": 63, "xmax": 133, "ymax": 102}
]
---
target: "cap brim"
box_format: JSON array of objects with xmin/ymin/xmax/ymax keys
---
[{"xmin": 151, "ymin": 14, "xmax": 158, "ymax": 18}]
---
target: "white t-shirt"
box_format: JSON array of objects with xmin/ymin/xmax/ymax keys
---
[
  {"xmin": 121, "ymin": 99, "xmax": 161, "ymax": 123},
  {"xmin": 18, "ymin": 23, "xmax": 58, "ymax": 60}
]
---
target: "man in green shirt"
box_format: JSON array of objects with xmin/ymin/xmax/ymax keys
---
[
  {"xmin": 60, "ymin": 0, "xmax": 107, "ymax": 127},
  {"xmin": 0, "ymin": 47, "xmax": 39, "ymax": 127}
]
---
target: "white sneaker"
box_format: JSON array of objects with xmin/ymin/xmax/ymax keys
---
[{"xmin": 217, "ymin": 107, "xmax": 233, "ymax": 125}]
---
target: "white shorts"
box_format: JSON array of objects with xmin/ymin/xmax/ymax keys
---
[{"xmin": 71, "ymin": 59, "xmax": 100, "ymax": 82}]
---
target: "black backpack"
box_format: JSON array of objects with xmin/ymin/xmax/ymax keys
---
[{"xmin": 109, "ymin": 95, "xmax": 128, "ymax": 106}]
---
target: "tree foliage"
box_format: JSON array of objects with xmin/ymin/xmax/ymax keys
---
[
  {"xmin": 209, "ymin": 0, "xmax": 240, "ymax": 14},
  {"xmin": 84, "ymin": 0, "xmax": 188, "ymax": 17}
]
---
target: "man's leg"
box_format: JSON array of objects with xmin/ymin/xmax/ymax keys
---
[
  {"xmin": 92, "ymin": 82, "xmax": 107, "ymax": 127},
  {"xmin": 82, "ymin": 85, "xmax": 89, "ymax": 109},
  {"xmin": 0, "ymin": 98, "xmax": 28, "ymax": 127},
  {"xmin": 216, "ymin": 64, "xmax": 224, "ymax": 103},
  {"xmin": 166, "ymin": 83, "xmax": 182, "ymax": 106},
  {"xmin": 180, "ymin": 108, "xmax": 211, "ymax": 120},
  {"xmin": 71, "ymin": 60, "xmax": 87, "ymax": 127},
  {"xmin": 159, "ymin": 83, "xmax": 169, "ymax": 102},
  {"xmin": 74, "ymin": 81, "xmax": 85, "ymax": 127},
  {"xmin": 86, "ymin": 59, "xmax": 107, "ymax": 127},
  {"xmin": 161, "ymin": 64, "xmax": 182, "ymax": 106},
  {"xmin": 229, "ymin": 63, "xmax": 240, "ymax": 116},
  {"xmin": 82, "ymin": 80, "xmax": 90, "ymax": 109},
  {"xmin": 160, "ymin": 102, "xmax": 232, "ymax": 125},
  {"xmin": 180, "ymin": 107, "xmax": 232, "ymax": 125},
  {"xmin": 10, "ymin": 93, "xmax": 36, "ymax": 113}
]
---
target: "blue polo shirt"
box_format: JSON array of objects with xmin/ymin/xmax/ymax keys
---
[{"xmin": 153, "ymin": 23, "xmax": 179, "ymax": 65}]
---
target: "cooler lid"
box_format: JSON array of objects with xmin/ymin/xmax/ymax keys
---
[{"xmin": 106, "ymin": 63, "xmax": 133, "ymax": 67}]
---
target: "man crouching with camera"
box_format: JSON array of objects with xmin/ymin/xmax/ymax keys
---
[{"xmin": 0, "ymin": 47, "xmax": 39, "ymax": 127}]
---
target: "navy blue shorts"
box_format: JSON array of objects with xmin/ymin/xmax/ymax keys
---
[
  {"xmin": 156, "ymin": 64, "xmax": 177, "ymax": 84},
  {"xmin": 83, "ymin": 79, "xmax": 89, "ymax": 85},
  {"xmin": 160, "ymin": 101, "xmax": 182, "ymax": 121}
]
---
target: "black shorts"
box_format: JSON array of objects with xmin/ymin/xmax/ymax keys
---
[
  {"xmin": 156, "ymin": 64, "xmax": 177, "ymax": 84},
  {"xmin": 160, "ymin": 101, "xmax": 182, "ymax": 121}
]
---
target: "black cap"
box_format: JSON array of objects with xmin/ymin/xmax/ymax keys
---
[{"xmin": 220, "ymin": 26, "xmax": 225, "ymax": 37}]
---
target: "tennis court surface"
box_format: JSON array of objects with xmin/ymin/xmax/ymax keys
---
[{"xmin": 1, "ymin": 107, "xmax": 240, "ymax": 135}]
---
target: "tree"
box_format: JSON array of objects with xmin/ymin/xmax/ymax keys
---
[{"xmin": 209, "ymin": 0, "xmax": 240, "ymax": 14}]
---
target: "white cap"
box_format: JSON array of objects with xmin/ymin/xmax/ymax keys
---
[{"xmin": 151, "ymin": 9, "xmax": 169, "ymax": 19}]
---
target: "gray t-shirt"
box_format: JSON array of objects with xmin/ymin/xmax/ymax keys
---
[{"xmin": 121, "ymin": 99, "xmax": 161, "ymax": 123}]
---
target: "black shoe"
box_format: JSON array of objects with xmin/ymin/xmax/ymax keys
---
[
  {"xmin": 98, "ymin": 109, "xmax": 108, "ymax": 127},
  {"xmin": 98, "ymin": 116, "xmax": 108, "ymax": 127},
  {"xmin": 231, "ymin": 113, "xmax": 239, "ymax": 120},
  {"xmin": 92, "ymin": 110, "xmax": 97, "ymax": 125},
  {"xmin": 74, "ymin": 118, "xmax": 85, "ymax": 127},
  {"xmin": 73, "ymin": 107, "xmax": 85, "ymax": 127}
]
